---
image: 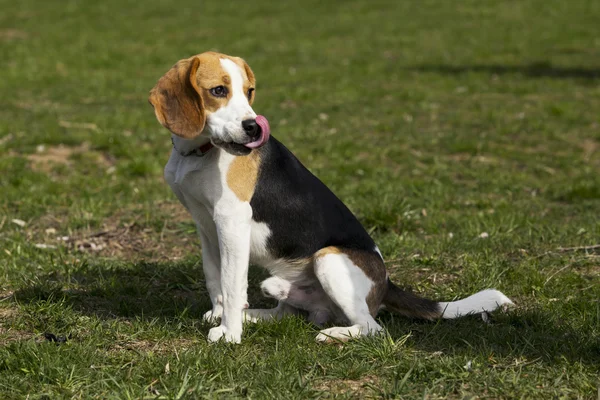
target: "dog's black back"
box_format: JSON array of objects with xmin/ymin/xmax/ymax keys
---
[{"xmin": 251, "ymin": 136, "xmax": 376, "ymax": 260}]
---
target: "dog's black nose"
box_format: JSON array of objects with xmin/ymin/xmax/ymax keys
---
[{"xmin": 242, "ymin": 119, "xmax": 261, "ymax": 138}]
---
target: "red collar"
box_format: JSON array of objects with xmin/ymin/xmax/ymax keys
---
[
  {"xmin": 195, "ymin": 141, "xmax": 214, "ymax": 156},
  {"xmin": 172, "ymin": 138, "xmax": 214, "ymax": 157}
]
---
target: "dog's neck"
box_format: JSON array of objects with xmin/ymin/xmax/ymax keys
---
[{"xmin": 171, "ymin": 134, "xmax": 214, "ymax": 157}]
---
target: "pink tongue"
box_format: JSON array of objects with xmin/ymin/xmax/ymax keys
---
[{"xmin": 244, "ymin": 115, "xmax": 271, "ymax": 149}]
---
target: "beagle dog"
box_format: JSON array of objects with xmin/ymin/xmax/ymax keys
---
[{"xmin": 149, "ymin": 51, "xmax": 512, "ymax": 343}]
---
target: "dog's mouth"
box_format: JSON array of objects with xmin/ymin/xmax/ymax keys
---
[
  {"xmin": 212, "ymin": 115, "xmax": 271, "ymax": 156},
  {"xmin": 213, "ymin": 141, "xmax": 252, "ymax": 156}
]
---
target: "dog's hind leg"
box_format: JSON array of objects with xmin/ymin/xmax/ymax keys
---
[{"xmin": 313, "ymin": 247, "xmax": 387, "ymax": 342}]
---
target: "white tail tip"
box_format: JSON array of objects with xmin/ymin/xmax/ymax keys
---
[{"xmin": 438, "ymin": 289, "xmax": 514, "ymax": 319}]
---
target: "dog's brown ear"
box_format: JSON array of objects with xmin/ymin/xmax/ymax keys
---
[{"xmin": 149, "ymin": 57, "xmax": 205, "ymax": 138}]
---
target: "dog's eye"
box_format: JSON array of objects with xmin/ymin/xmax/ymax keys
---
[
  {"xmin": 209, "ymin": 86, "xmax": 228, "ymax": 98},
  {"xmin": 247, "ymin": 88, "xmax": 254, "ymax": 101}
]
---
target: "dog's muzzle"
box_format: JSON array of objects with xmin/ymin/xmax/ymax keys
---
[{"xmin": 243, "ymin": 115, "xmax": 271, "ymax": 149}]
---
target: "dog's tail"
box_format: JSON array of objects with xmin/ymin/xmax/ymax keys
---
[{"xmin": 383, "ymin": 280, "xmax": 513, "ymax": 320}]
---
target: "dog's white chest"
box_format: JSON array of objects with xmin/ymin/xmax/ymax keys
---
[
  {"xmin": 164, "ymin": 149, "xmax": 227, "ymax": 208},
  {"xmin": 165, "ymin": 149, "xmax": 275, "ymax": 263}
]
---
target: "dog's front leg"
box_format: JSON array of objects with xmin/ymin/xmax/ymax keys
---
[
  {"xmin": 207, "ymin": 203, "xmax": 251, "ymax": 344},
  {"xmin": 198, "ymin": 228, "xmax": 223, "ymax": 324}
]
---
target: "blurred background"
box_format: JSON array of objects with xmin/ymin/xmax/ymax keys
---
[{"xmin": 2, "ymin": 1, "xmax": 598, "ymax": 240}]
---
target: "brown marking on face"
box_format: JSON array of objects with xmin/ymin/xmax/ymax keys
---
[
  {"xmin": 192, "ymin": 52, "xmax": 232, "ymax": 116},
  {"xmin": 226, "ymin": 151, "xmax": 261, "ymax": 202},
  {"xmin": 149, "ymin": 51, "xmax": 257, "ymax": 137}
]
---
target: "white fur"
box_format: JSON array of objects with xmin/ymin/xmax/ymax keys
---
[
  {"xmin": 165, "ymin": 144, "xmax": 257, "ymax": 343},
  {"xmin": 260, "ymin": 276, "xmax": 292, "ymax": 300},
  {"xmin": 208, "ymin": 200, "xmax": 252, "ymax": 343},
  {"xmin": 314, "ymin": 253, "xmax": 382, "ymax": 342},
  {"xmin": 374, "ymin": 246, "xmax": 383, "ymax": 260},
  {"xmin": 249, "ymin": 220, "xmax": 272, "ymax": 263},
  {"xmin": 316, "ymin": 325, "xmax": 370, "ymax": 342},
  {"xmin": 206, "ymin": 58, "xmax": 256, "ymax": 145},
  {"xmin": 438, "ymin": 289, "xmax": 514, "ymax": 319}
]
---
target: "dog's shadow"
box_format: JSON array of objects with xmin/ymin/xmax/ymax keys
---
[
  {"xmin": 11, "ymin": 260, "xmax": 600, "ymax": 367},
  {"xmin": 12, "ymin": 259, "xmax": 275, "ymax": 323},
  {"xmin": 378, "ymin": 310, "xmax": 600, "ymax": 368}
]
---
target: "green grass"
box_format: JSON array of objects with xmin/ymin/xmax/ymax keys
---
[{"xmin": 1, "ymin": 0, "xmax": 599, "ymax": 398}]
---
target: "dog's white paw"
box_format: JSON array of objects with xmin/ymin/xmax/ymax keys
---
[
  {"xmin": 202, "ymin": 306, "xmax": 223, "ymax": 324},
  {"xmin": 315, "ymin": 324, "xmax": 382, "ymax": 343},
  {"xmin": 316, "ymin": 326, "xmax": 360, "ymax": 343},
  {"xmin": 207, "ymin": 325, "xmax": 241, "ymax": 344}
]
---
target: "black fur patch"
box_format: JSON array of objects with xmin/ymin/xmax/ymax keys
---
[{"xmin": 250, "ymin": 137, "xmax": 376, "ymax": 259}]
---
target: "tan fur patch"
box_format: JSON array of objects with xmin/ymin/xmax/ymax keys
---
[
  {"xmin": 193, "ymin": 52, "xmax": 230, "ymax": 112},
  {"xmin": 193, "ymin": 52, "xmax": 255, "ymax": 111},
  {"xmin": 226, "ymin": 152, "xmax": 261, "ymax": 202},
  {"xmin": 149, "ymin": 51, "xmax": 256, "ymax": 138},
  {"xmin": 314, "ymin": 247, "xmax": 342, "ymax": 258}
]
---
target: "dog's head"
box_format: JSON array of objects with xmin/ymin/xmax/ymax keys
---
[{"xmin": 149, "ymin": 51, "xmax": 268, "ymax": 155}]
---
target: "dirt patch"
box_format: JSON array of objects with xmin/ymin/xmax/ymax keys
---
[
  {"xmin": 0, "ymin": 308, "xmax": 16, "ymax": 319},
  {"xmin": 58, "ymin": 120, "xmax": 99, "ymax": 131},
  {"xmin": 15, "ymin": 99, "xmax": 63, "ymax": 111},
  {"xmin": 26, "ymin": 142, "xmax": 114, "ymax": 173},
  {"xmin": 70, "ymin": 202, "xmax": 193, "ymax": 261},
  {"xmin": 387, "ymin": 259, "xmax": 459, "ymax": 288},
  {"xmin": 64, "ymin": 221, "xmax": 194, "ymax": 261},
  {"xmin": 0, "ymin": 326, "xmax": 32, "ymax": 343},
  {"xmin": 313, "ymin": 375, "xmax": 380, "ymax": 398},
  {"xmin": 108, "ymin": 337, "xmax": 197, "ymax": 354},
  {"xmin": 0, "ymin": 29, "xmax": 27, "ymax": 41},
  {"xmin": 446, "ymin": 153, "xmax": 506, "ymax": 165},
  {"xmin": 0, "ymin": 307, "xmax": 33, "ymax": 343},
  {"xmin": 581, "ymin": 138, "xmax": 598, "ymax": 163},
  {"xmin": 0, "ymin": 291, "xmax": 14, "ymax": 301},
  {"xmin": 27, "ymin": 145, "xmax": 73, "ymax": 169},
  {"xmin": 26, "ymin": 202, "xmax": 195, "ymax": 262}
]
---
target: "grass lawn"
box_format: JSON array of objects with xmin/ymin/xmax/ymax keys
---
[{"xmin": 1, "ymin": 0, "xmax": 599, "ymax": 398}]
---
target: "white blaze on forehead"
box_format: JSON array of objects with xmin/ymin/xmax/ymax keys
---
[
  {"xmin": 219, "ymin": 58, "xmax": 256, "ymax": 118},
  {"xmin": 205, "ymin": 58, "xmax": 256, "ymax": 143},
  {"xmin": 220, "ymin": 58, "xmax": 243, "ymax": 95}
]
